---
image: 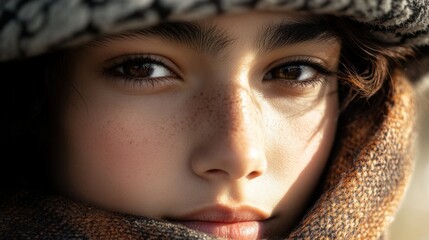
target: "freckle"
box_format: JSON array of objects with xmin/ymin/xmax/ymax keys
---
[{"xmin": 129, "ymin": 140, "xmax": 133, "ymax": 145}]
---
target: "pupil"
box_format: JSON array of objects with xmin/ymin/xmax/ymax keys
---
[
  {"xmin": 124, "ymin": 63, "xmax": 154, "ymax": 77},
  {"xmin": 278, "ymin": 66, "xmax": 301, "ymax": 79}
]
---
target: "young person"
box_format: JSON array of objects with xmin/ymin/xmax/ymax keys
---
[{"xmin": 0, "ymin": 1, "xmax": 427, "ymax": 239}]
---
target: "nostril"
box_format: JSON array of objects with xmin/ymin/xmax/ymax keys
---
[
  {"xmin": 204, "ymin": 169, "xmax": 262, "ymax": 179},
  {"xmin": 202, "ymin": 169, "xmax": 231, "ymax": 179},
  {"xmin": 206, "ymin": 169, "xmax": 226, "ymax": 175},
  {"xmin": 247, "ymin": 171, "xmax": 262, "ymax": 180}
]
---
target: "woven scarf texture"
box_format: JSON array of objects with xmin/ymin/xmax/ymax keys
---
[{"xmin": 0, "ymin": 0, "xmax": 422, "ymax": 239}]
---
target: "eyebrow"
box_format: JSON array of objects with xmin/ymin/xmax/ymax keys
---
[
  {"xmin": 256, "ymin": 18, "xmax": 339, "ymax": 53},
  {"xmin": 87, "ymin": 22, "xmax": 235, "ymax": 56},
  {"xmin": 87, "ymin": 18, "xmax": 338, "ymax": 55}
]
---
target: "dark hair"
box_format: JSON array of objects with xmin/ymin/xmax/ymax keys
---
[
  {"xmin": 0, "ymin": 15, "xmax": 415, "ymax": 193},
  {"xmin": 334, "ymin": 17, "xmax": 414, "ymax": 109}
]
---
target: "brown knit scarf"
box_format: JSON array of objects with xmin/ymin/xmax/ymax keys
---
[{"xmin": 0, "ymin": 71, "xmax": 415, "ymax": 239}]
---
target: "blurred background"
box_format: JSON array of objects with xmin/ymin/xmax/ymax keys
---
[{"xmin": 390, "ymin": 73, "xmax": 429, "ymax": 240}]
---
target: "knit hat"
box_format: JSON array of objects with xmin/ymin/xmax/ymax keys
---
[
  {"xmin": 1, "ymin": 0, "xmax": 429, "ymax": 62},
  {"xmin": 0, "ymin": 0, "xmax": 424, "ymax": 239}
]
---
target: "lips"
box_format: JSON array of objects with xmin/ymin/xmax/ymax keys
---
[
  {"xmin": 169, "ymin": 206, "xmax": 269, "ymax": 240},
  {"xmin": 177, "ymin": 221, "xmax": 262, "ymax": 240}
]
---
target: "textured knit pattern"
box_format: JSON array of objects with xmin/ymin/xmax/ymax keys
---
[
  {"xmin": 1, "ymin": 0, "xmax": 429, "ymax": 61},
  {"xmin": 0, "ymin": 72, "xmax": 415, "ymax": 239},
  {"xmin": 288, "ymin": 71, "xmax": 415, "ymax": 239},
  {"xmin": 0, "ymin": 192, "xmax": 216, "ymax": 239}
]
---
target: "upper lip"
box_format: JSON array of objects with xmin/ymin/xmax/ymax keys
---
[{"xmin": 169, "ymin": 205, "xmax": 270, "ymax": 223}]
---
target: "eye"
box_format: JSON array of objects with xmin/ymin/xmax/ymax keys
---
[
  {"xmin": 102, "ymin": 55, "xmax": 179, "ymax": 89},
  {"xmin": 263, "ymin": 58, "xmax": 336, "ymax": 88},
  {"xmin": 116, "ymin": 60, "xmax": 175, "ymax": 79},
  {"xmin": 264, "ymin": 65, "xmax": 318, "ymax": 81}
]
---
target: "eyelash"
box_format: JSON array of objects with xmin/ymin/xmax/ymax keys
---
[
  {"xmin": 102, "ymin": 55, "xmax": 178, "ymax": 88},
  {"xmin": 263, "ymin": 57, "xmax": 336, "ymax": 88},
  {"xmin": 102, "ymin": 55, "xmax": 336, "ymax": 90}
]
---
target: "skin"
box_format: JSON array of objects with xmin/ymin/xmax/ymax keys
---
[{"xmin": 56, "ymin": 11, "xmax": 341, "ymax": 239}]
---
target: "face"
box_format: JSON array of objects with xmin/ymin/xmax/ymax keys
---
[{"xmin": 56, "ymin": 11, "xmax": 341, "ymax": 239}]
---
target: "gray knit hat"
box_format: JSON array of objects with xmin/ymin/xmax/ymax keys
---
[{"xmin": 1, "ymin": 0, "xmax": 429, "ymax": 62}]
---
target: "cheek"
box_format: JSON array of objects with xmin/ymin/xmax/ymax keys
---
[
  {"xmin": 265, "ymin": 90, "xmax": 338, "ymax": 232},
  {"xmin": 273, "ymin": 91, "xmax": 338, "ymax": 184},
  {"xmin": 72, "ymin": 118, "xmax": 151, "ymax": 172},
  {"xmin": 268, "ymin": 79, "xmax": 339, "ymax": 176},
  {"xmin": 280, "ymin": 107, "xmax": 337, "ymax": 168},
  {"xmin": 58, "ymin": 92, "xmax": 185, "ymax": 213}
]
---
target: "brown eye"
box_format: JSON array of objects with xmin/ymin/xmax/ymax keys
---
[
  {"xmin": 103, "ymin": 55, "xmax": 181, "ymax": 90},
  {"xmin": 115, "ymin": 61, "xmax": 175, "ymax": 79},
  {"xmin": 265, "ymin": 65, "xmax": 318, "ymax": 81},
  {"xmin": 122, "ymin": 62, "xmax": 155, "ymax": 77}
]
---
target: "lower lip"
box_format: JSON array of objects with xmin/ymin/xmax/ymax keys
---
[{"xmin": 177, "ymin": 221, "xmax": 263, "ymax": 240}]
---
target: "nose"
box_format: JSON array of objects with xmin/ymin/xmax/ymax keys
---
[{"xmin": 189, "ymin": 84, "xmax": 267, "ymax": 181}]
